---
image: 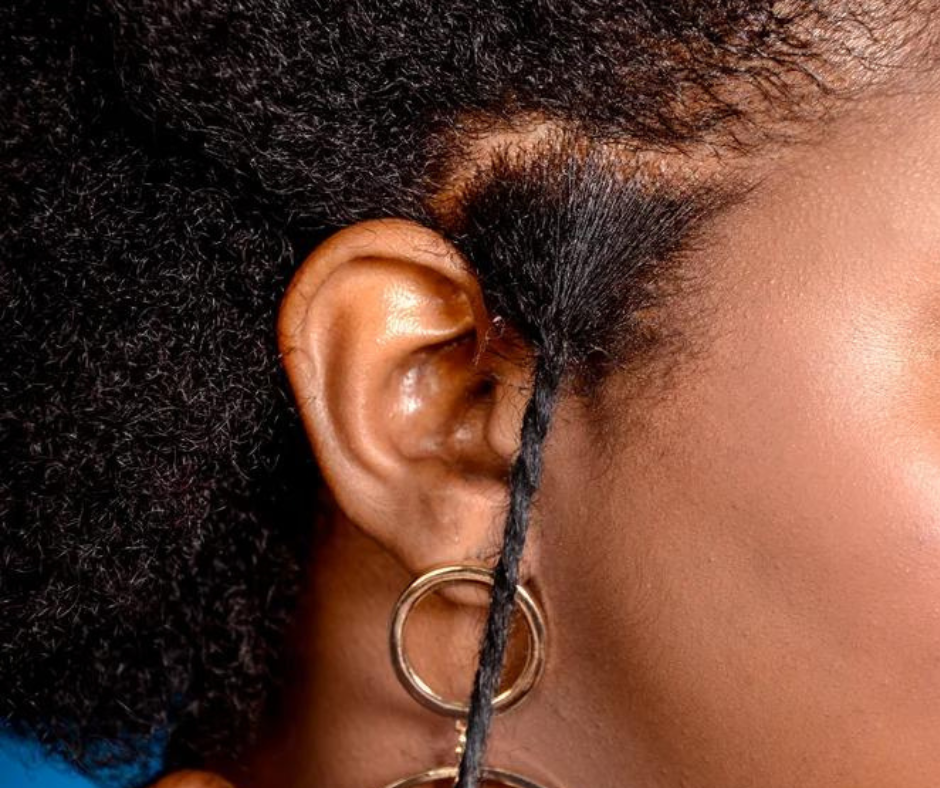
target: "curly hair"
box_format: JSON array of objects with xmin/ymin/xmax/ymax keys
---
[{"xmin": 1, "ymin": 1, "xmax": 934, "ymax": 785}]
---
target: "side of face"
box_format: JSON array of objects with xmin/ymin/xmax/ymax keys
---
[
  {"xmin": 266, "ymin": 84, "xmax": 940, "ymax": 787},
  {"xmin": 534, "ymin": 88, "xmax": 940, "ymax": 786}
]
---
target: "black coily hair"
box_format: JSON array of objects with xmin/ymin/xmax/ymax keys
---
[{"xmin": 0, "ymin": 1, "xmax": 926, "ymax": 786}]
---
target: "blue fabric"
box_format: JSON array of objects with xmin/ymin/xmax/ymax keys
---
[{"xmin": 0, "ymin": 742, "xmax": 97, "ymax": 788}]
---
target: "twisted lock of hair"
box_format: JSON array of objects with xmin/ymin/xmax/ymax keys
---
[
  {"xmin": 456, "ymin": 354, "xmax": 563, "ymax": 788},
  {"xmin": 440, "ymin": 140, "xmax": 724, "ymax": 786}
]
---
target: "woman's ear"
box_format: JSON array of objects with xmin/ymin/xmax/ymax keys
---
[{"xmin": 278, "ymin": 219, "xmax": 531, "ymax": 575}]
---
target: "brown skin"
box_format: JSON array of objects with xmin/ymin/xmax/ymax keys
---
[{"xmin": 159, "ymin": 83, "xmax": 940, "ymax": 788}]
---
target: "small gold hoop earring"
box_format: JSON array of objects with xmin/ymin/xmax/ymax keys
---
[
  {"xmin": 379, "ymin": 564, "xmax": 555, "ymax": 788},
  {"xmin": 389, "ymin": 564, "xmax": 546, "ymax": 718}
]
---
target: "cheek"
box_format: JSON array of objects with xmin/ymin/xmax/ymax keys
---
[
  {"xmin": 540, "ymin": 251, "xmax": 940, "ymax": 783},
  {"xmin": 682, "ymin": 303, "xmax": 940, "ymax": 693},
  {"xmin": 535, "ymin": 91, "xmax": 940, "ymax": 783},
  {"xmin": 673, "ymin": 214, "xmax": 940, "ymax": 713}
]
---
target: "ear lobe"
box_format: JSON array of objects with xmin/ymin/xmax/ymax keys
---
[{"xmin": 278, "ymin": 219, "xmax": 531, "ymax": 576}]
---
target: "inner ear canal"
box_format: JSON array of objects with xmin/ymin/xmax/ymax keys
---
[{"xmin": 391, "ymin": 331, "xmax": 506, "ymax": 476}]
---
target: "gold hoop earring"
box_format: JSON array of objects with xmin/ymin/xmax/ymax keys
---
[{"xmin": 379, "ymin": 565, "xmax": 553, "ymax": 788}]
